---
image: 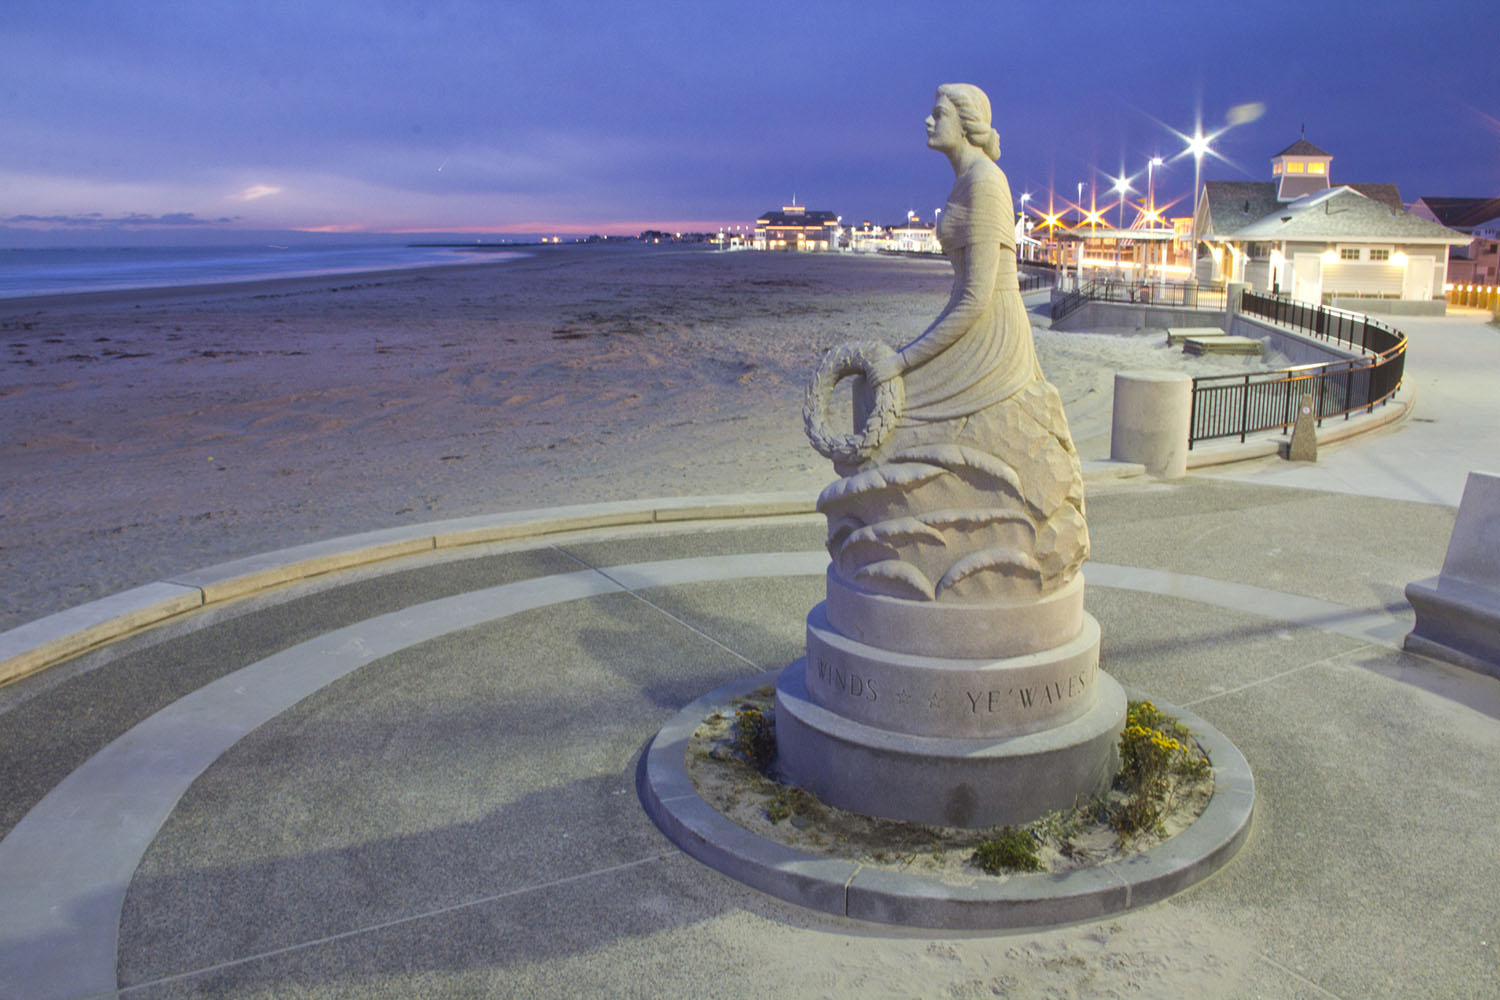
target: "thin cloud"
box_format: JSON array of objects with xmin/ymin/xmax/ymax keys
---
[
  {"xmin": 234, "ymin": 184, "xmax": 282, "ymax": 201},
  {"xmin": 3, "ymin": 212, "xmax": 237, "ymax": 228}
]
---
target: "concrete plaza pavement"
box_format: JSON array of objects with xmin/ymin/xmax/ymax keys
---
[
  {"xmin": 1201, "ymin": 307, "xmax": 1500, "ymax": 506},
  {"xmin": 2, "ymin": 475, "xmax": 1498, "ymax": 998}
]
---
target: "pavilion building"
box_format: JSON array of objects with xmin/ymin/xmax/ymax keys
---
[
  {"xmin": 751, "ymin": 204, "xmax": 840, "ymax": 251},
  {"xmin": 1192, "ymin": 137, "xmax": 1469, "ymax": 311}
]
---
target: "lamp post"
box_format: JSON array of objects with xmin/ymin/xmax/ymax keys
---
[
  {"xmin": 1147, "ymin": 156, "xmax": 1163, "ymax": 284},
  {"xmin": 1187, "ymin": 131, "xmax": 1211, "ymax": 293},
  {"xmin": 1018, "ymin": 191, "xmax": 1031, "ymax": 262},
  {"xmin": 1147, "ymin": 156, "xmax": 1163, "ymax": 223},
  {"xmin": 1111, "ymin": 174, "xmax": 1131, "ymax": 230},
  {"xmin": 1110, "ymin": 175, "xmax": 1131, "ymax": 272}
]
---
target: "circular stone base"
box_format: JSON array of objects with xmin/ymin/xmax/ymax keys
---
[
  {"xmin": 640, "ymin": 670, "xmax": 1254, "ymax": 930},
  {"xmin": 776, "ymin": 659, "xmax": 1124, "ymax": 828}
]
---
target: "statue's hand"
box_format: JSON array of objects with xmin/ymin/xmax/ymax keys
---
[{"xmin": 868, "ymin": 350, "xmax": 905, "ymax": 387}]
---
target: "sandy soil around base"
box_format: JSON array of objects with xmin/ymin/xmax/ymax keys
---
[
  {"xmin": 1, "ymin": 244, "xmax": 1283, "ymax": 632},
  {"xmin": 686, "ymin": 687, "xmax": 1213, "ymax": 884}
]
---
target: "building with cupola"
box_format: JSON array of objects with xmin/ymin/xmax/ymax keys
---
[
  {"xmin": 1192, "ymin": 135, "xmax": 1469, "ymax": 312},
  {"xmin": 1271, "ymin": 137, "xmax": 1334, "ymax": 201}
]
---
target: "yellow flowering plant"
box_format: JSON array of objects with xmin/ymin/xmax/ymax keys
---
[{"xmin": 1114, "ymin": 701, "xmax": 1210, "ymax": 836}]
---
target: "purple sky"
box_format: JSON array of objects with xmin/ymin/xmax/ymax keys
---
[{"xmin": 3, "ymin": 0, "xmax": 1496, "ymax": 242}]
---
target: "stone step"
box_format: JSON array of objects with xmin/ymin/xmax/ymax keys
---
[
  {"xmin": 1184, "ymin": 335, "xmax": 1263, "ymax": 356},
  {"xmin": 1165, "ymin": 326, "xmax": 1226, "ymax": 346}
]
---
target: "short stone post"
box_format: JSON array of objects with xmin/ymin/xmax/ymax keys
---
[
  {"xmin": 1111, "ymin": 371, "xmax": 1192, "ymax": 477},
  {"xmin": 1287, "ymin": 393, "xmax": 1317, "ymax": 461}
]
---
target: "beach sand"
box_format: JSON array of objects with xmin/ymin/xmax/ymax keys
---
[{"xmin": 2, "ymin": 244, "xmax": 1280, "ymax": 631}]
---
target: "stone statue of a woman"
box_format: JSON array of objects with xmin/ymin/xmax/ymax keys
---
[{"xmin": 804, "ymin": 84, "xmax": 1088, "ymax": 604}]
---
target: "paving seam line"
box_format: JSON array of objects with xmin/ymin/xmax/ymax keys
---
[
  {"xmin": 1255, "ymin": 953, "xmax": 1347, "ymax": 1000},
  {"xmin": 552, "ymin": 545, "xmax": 767, "ymax": 672},
  {"xmin": 1179, "ymin": 642, "xmax": 1386, "ymax": 709},
  {"xmin": 114, "ymin": 853, "xmax": 675, "ymax": 996}
]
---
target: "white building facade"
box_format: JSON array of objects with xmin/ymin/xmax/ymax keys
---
[{"xmin": 1194, "ymin": 138, "xmax": 1468, "ymax": 311}]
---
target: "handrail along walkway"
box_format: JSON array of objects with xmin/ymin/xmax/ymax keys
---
[
  {"xmin": 1047, "ymin": 280, "xmax": 1409, "ymax": 448},
  {"xmin": 1189, "ymin": 292, "xmax": 1407, "ymax": 447}
]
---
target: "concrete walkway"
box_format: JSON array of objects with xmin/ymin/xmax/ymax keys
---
[
  {"xmin": 2, "ymin": 476, "xmax": 1498, "ymax": 998},
  {"xmin": 1201, "ymin": 308, "xmax": 1500, "ymax": 506}
]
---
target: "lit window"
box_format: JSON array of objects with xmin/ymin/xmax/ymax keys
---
[
  {"xmin": 1272, "ymin": 162, "xmax": 1283, "ymax": 174},
  {"xmin": 1369, "ymin": 248, "xmax": 1390, "ymax": 262},
  {"xmin": 1309, "ymin": 162, "xmax": 1326, "ymax": 175},
  {"xmin": 1286, "ymin": 161, "xmax": 1306, "ymax": 174},
  {"xmin": 1340, "ymin": 247, "xmax": 1361, "ymax": 261}
]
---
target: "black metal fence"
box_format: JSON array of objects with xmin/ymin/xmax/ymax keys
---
[
  {"xmin": 1188, "ymin": 292, "xmax": 1407, "ymax": 447},
  {"xmin": 1018, "ymin": 269, "xmax": 1053, "ymax": 293},
  {"xmin": 1051, "ymin": 278, "xmax": 1228, "ymax": 322}
]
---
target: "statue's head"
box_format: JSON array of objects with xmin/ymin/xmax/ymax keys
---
[{"xmin": 935, "ymin": 83, "xmax": 1001, "ymax": 161}]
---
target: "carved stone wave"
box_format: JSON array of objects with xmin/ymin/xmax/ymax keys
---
[{"xmin": 815, "ymin": 378, "xmax": 1088, "ymax": 603}]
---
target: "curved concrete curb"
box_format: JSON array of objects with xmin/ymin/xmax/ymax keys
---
[
  {"xmin": 641, "ymin": 670, "xmax": 1254, "ymax": 930},
  {"xmin": 1, "ymin": 469, "xmax": 1147, "ymax": 690},
  {"xmin": 0, "ymin": 493, "xmax": 818, "ymax": 688}
]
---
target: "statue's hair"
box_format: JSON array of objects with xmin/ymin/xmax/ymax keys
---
[{"xmin": 936, "ymin": 83, "xmax": 1001, "ymax": 161}]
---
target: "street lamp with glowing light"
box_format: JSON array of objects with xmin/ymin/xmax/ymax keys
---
[
  {"xmin": 1111, "ymin": 174, "xmax": 1132, "ymax": 229},
  {"xmin": 1017, "ymin": 192, "xmax": 1032, "ymax": 262},
  {"xmin": 1186, "ymin": 131, "xmax": 1214, "ymax": 286},
  {"xmin": 1147, "ymin": 156, "xmax": 1163, "ymax": 220}
]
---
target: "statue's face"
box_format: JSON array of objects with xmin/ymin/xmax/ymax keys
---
[{"xmin": 925, "ymin": 96, "xmax": 963, "ymax": 154}]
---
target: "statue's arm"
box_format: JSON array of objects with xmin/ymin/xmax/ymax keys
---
[{"xmin": 895, "ymin": 238, "xmax": 999, "ymax": 372}]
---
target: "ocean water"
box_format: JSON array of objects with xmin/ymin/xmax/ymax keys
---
[{"xmin": 0, "ymin": 243, "xmax": 523, "ymax": 299}]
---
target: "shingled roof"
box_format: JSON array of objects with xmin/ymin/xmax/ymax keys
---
[
  {"xmin": 1274, "ymin": 137, "xmax": 1332, "ymax": 158},
  {"xmin": 1412, "ymin": 196, "xmax": 1500, "ymax": 230},
  {"xmin": 1346, "ymin": 184, "xmax": 1404, "ymax": 213},
  {"xmin": 1201, "ymin": 181, "xmax": 1286, "ymax": 237},
  {"xmin": 1203, "ymin": 180, "xmax": 1410, "ymax": 238},
  {"xmin": 1229, "ymin": 187, "xmax": 1469, "ymax": 244},
  {"xmin": 756, "ymin": 207, "xmax": 839, "ymax": 228}
]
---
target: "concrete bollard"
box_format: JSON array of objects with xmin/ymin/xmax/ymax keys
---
[
  {"xmin": 1226, "ymin": 281, "xmax": 1248, "ymax": 318},
  {"xmin": 1111, "ymin": 370, "xmax": 1193, "ymax": 478}
]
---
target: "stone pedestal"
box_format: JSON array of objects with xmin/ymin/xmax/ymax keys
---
[
  {"xmin": 776, "ymin": 571, "xmax": 1124, "ymax": 828},
  {"xmin": 1406, "ymin": 470, "xmax": 1500, "ymax": 679}
]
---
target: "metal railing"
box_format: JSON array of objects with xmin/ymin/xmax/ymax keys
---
[
  {"xmin": 1049, "ymin": 280, "xmax": 1095, "ymax": 321},
  {"xmin": 1188, "ymin": 292, "xmax": 1407, "ymax": 447},
  {"xmin": 1051, "ymin": 278, "xmax": 1227, "ymax": 323},
  {"xmin": 1017, "ymin": 269, "xmax": 1053, "ymax": 293}
]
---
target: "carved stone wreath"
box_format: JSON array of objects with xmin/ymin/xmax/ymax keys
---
[{"xmin": 803, "ymin": 340, "xmax": 906, "ymax": 464}]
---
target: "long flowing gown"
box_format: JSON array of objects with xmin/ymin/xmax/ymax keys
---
[{"xmin": 816, "ymin": 160, "xmax": 1089, "ymax": 603}]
